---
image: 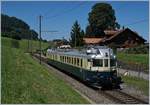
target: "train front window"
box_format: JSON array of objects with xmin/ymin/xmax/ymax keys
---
[
  {"xmin": 93, "ymin": 59, "xmax": 103, "ymax": 67},
  {"xmin": 110, "ymin": 59, "xmax": 116, "ymax": 66},
  {"xmin": 104, "ymin": 59, "xmax": 108, "ymax": 67}
]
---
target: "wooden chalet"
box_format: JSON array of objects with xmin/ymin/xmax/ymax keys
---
[{"xmin": 83, "ymin": 28, "xmax": 146, "ymax": 48}]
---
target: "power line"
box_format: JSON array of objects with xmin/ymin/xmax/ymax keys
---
[
  {"xmin": 41, "ymin": 30, "xmax": 58, "ymax": 33},
  {"xmin": 124, "ymin": 18, "xmax": 148, "ymax": 26},
  {"xmin": 43, "ymin": 2, "xmax": 86, "ymax": 20},
  {"xmin": 43, "ymin": 2, "xmax": 78, "ymax": 17},
  {"xmin": 38, "ymin": 2, "xmax": 148, "ymax": 43}
]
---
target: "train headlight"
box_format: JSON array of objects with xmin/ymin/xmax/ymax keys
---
[
  {"xmin": 114, "ymin": 55, "xmax": 116, "ymax": 59},
  {"xmin": 112, "ymin": 68, "xmax": 116, "ymax": 71}
]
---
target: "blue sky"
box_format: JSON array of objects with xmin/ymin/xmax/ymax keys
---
[{"xmin": 1, "ymin": 1, "xmax": 149, "ymax": 41}]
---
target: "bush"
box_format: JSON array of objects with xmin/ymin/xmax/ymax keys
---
[
  {"xmin": 125, "ymin": 45, "xmax": 148, "ymax": 54},
  {"xmin": 1, "ymin": 32, "xmax": 10, "ymax": 38},
  {"xmin": 12, "ymin": 34, "xmax": 21, "ymax": 40}
]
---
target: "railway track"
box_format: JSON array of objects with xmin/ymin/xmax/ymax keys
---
[
  {"xmin": 99, "ymin": 89, "xmax": 148, "ymax": 104},
  {"xmin": 32, "ymin": 53, "xmax": 148, "ymax": 104}
]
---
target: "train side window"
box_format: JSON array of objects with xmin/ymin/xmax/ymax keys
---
[
  {"xmin": 65, "ymin": 56, "xmax": 67, "ymax": 63},
  {"xmin": 60, "ymin": 56, "xmax": 62, "ymax": 62},
  {"xmin": 72, "ymin": 57, "xmax": 74, "ymax": 65},
  {"xmin": 69, "ymin": 57, "xmax": 71, "ymax": 64},
  {"xmin": 68, "ymin": 57, "xmax": 69, "ymax": 63},
  {"xmin": 74, "ymin": 58, "xmax": 76, "ymax": 65},
  {"xmin": 77, "ymin": 58, "xmax": 79, "ymax": 66},
  {"xmin": 67, "ymin": 57, "xmax": 68, "ymax": 63},
  {"xmin": 87, "ymin": 59, "xmax": 91, "ymax": 62},
  {"xmin": 63, "ymin": 56, "xmax": 64, "ymax": 62},
  {"xmin": 71, "ymin": 57, "xmax": 72, "ymax": 64},
  {"xmin": 69, "ymin": 57, "xmax": 71, "ymax": 63},
  {"xmin": 81, "ymin": 59, "xmax": 83, "ymax": 67},
  {"xmin": 64, "ymin": 56, "xmax": 65, "ymax": 62},
  {"xmin": 104, "ymin": 59, "xmax": 108, "ymax": 67},
  {"xmin": 93, "ymin": 59, "xmax": 103, "ymax": 67},
  {"xmin": 68, "ymin": 57, "xmax": 70, "ymax": 63},
  {"xmin": 66, "ymin": 56, "xmax": 67, "ymax": 63},
  {"xmin": 69, "ymin": 57, "xmax": 70, "ymax": 63}
]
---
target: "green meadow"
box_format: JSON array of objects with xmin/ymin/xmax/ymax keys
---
[
  {"xmin": 1, "ymin": 37, "xmax": 89, "ymax": 104},
  {"xmin": 117, "ymin": 52, "xmax": 149, "ymax": 70}
]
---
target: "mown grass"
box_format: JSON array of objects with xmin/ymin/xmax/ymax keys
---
[
  {"xmin": 117, "ymin": 52, "xmax": 149, "ymax": 67},
  {"xmin": 1, "ymin": 37, "xmax": 89, "ymax": 104},
  {"xmin": 122, "ymin": 76, "xmax": 149, "ymax": 96}
]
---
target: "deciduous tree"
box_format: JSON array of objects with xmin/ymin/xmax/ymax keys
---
[{"xmin": 86, "ymin": 3, "xmax": 120, "ymax": 36}]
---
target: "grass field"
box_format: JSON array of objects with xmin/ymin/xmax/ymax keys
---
[
  {"xmin": 1, "ymin": 37, "xmax": 89, "ymax": 104},
  {"xmin": 117, "ymin": 52, "xmax": 149, "ymax": 96},
  {"xmin": 122, "ymin": 76, "xmax": 149, "ymax": 96},
  {"xmin": 117, "ymin": 52, "xmax": 149, "ymax": 67},
  {"xmin": 2, "ymin": 37, "xmax": 49, "ymax": 52}
]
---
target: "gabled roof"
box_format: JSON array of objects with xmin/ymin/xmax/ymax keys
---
[
  {"xmin": 104, "ymin": 28, "xmax": 146, "ymax": 42},
  {"xmin": 83, "ymin": 38, "xmax": 103, "ymax": 44},
  {"xmin": 104, "ymin": 30, "xmax": 122, "ymax": 35},
  {"xmin": 84, "ymin": 28, "xmax": 146, "ymax": 45}
]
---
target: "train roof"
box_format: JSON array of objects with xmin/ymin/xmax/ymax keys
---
[{"xmin": 47, "ymin": 46, "xmax": 115, "ymax": 59}]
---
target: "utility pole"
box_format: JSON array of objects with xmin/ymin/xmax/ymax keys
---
[
  {"xmin": 39, "ymin": 15, "xmax": 42, "ymax": 64},
  {"xmin": 38, "ymin": 15, "xmax": 58, "ymax": 64},
  {"xmin": 30, "ymin": 31, "xmax": 32, "ymax": 54}
]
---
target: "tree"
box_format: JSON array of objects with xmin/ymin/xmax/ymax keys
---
[
  {"xmin": 30, "ymin": 29, "xmax": 38, "ymax": 40},
  {"xmin": 86, "ymin": 25, "xmax": 105, "ymax": 37},
  {"xmin": 79, "ymin": 30, "xmax": 85, "ymax": 46},
  {"xmin": 70, "ymin": 21, "xmax": 84, "ymax": 47},
  {"xmin": 1, "ymin": 14, "xmax": 38, "ymax": 40},
  {"xmin": 86, "ymin": 3, "xmax": 120, "ymax": 36}
]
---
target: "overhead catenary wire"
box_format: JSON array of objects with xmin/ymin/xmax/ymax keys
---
[
  {"xmin": 43, "ymin": 1, "xmax": 86, "ymax": 20},
  {"xmin": 38, "ymin": 2, "xmax": 148, "ymax": 41},
  {"xmin": 124, "ymin": 18, "xmax": 148, "ymax": 26},
  {"xmin": 42, "ymin": 2, "xmax": 126, "ymax": 29}
]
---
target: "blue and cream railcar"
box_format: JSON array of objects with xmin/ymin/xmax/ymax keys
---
[{"xmin": 46, "ymin": 46, "xmax": 122, "ymax": 88}]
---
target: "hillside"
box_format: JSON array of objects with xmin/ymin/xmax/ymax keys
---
[
  {"xmin": 1, "ymin": 14, "xmax": 38, "ymax": 40},
  {"xmin": 2, "ymin": 37, "xmax": 49, "ymax": 52},
  {"xmin": 1, "ymin": 37, "xmax": 89, "ymax": 103}
]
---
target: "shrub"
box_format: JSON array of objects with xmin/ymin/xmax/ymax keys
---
[
  {"xmin": 12, "ymin": 34, "xmax": 21, "ymax": 40},
  {"xmin": 125, "ymin": 45, "xmax": 148, "ymax": 54}
]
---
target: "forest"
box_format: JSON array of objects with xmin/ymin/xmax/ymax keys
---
[{"xmin": 1, "ymin": 14, "xmax": 39, "ymax": 40}]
